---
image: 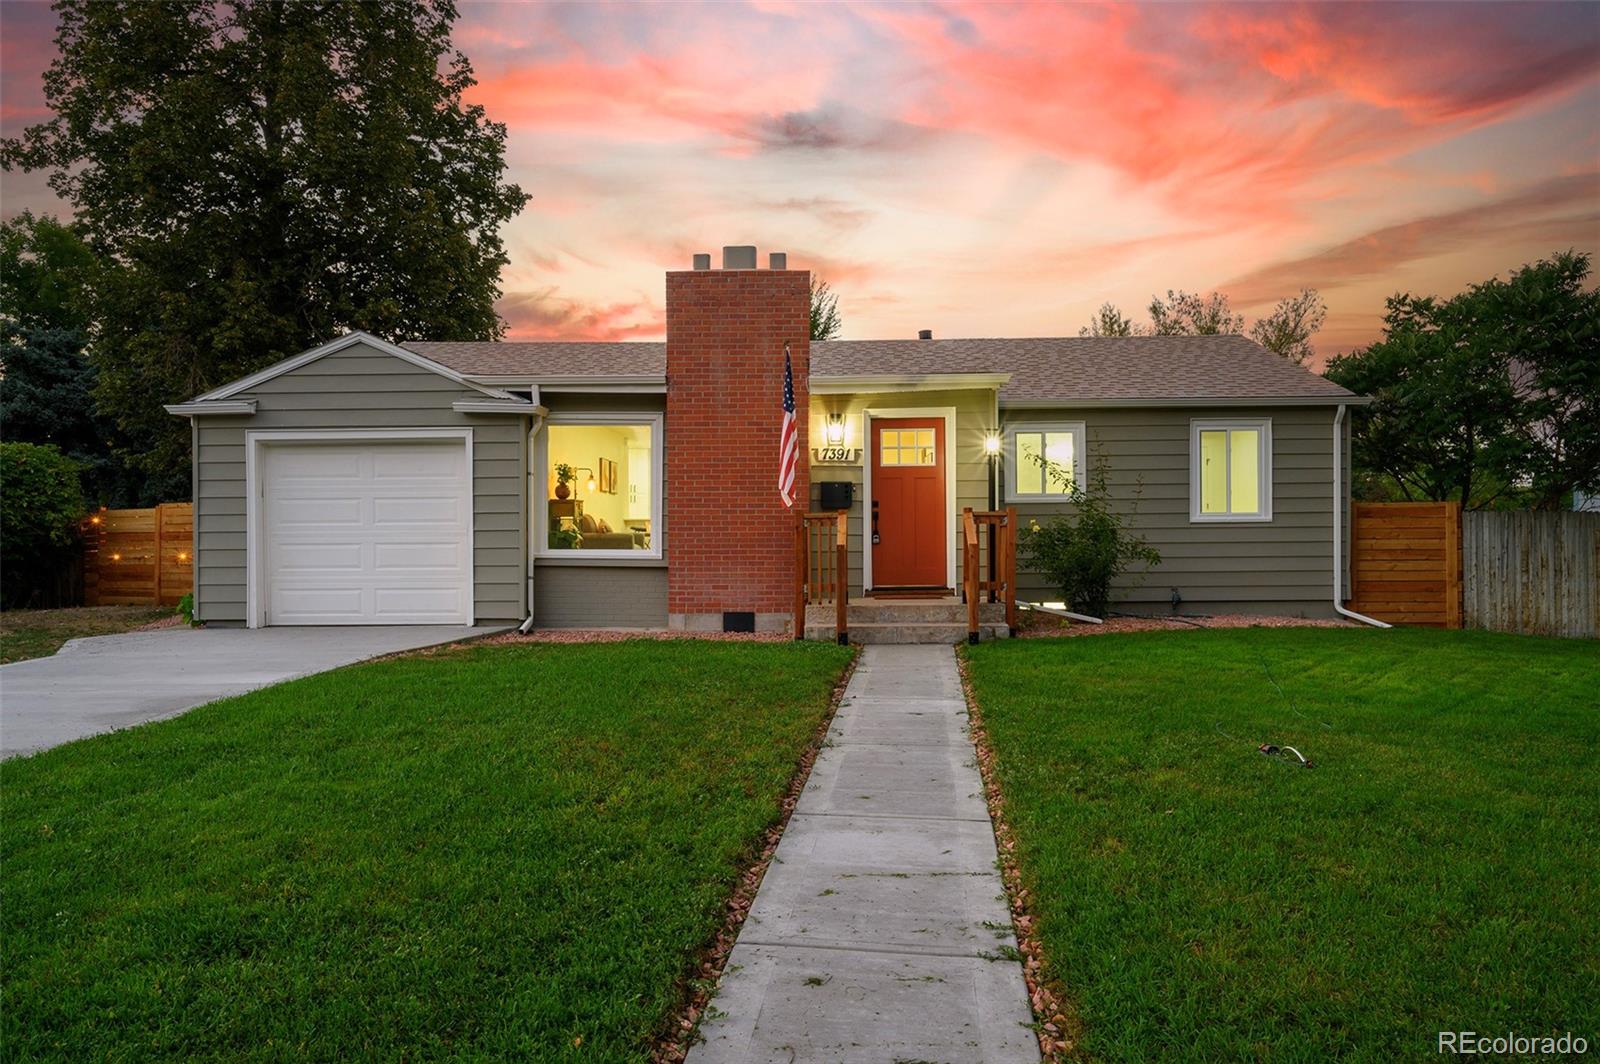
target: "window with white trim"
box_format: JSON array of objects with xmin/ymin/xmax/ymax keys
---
[
  {"xmin": 1005, "ymin": 422, "xmax": 1086, "ymax": 501},
  {"xmin": 1191, "ymin": 418, "xmax": 1272, "ymax": 521},
  {"xmin": 536, "ymin": 413, "xmax": 664, "ymax": 558}
]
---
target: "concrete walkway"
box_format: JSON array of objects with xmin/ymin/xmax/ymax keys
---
[
  {"xmin": 689, "ymin": 645, "xmax": 1039, "ymax": 1064},
  {"xmin": 1, "ymin": 625, "xmax": 504, "ymax": 759}
]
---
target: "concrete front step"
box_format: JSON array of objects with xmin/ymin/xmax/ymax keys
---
[
  {"xmin": 806, "ymin": 601, "xmax": 1008, "ymax": 625},
  {"xmin": 804, "ymin": 621, "xmax": 1012, "ymax": 644},
  {"xmin": 804, "ymin": 599, "xmax": 1012, "ymax": 643}
]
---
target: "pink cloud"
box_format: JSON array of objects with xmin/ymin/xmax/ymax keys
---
[
  {"xmin": 499, "ymin": 287, "xmax": 666, "ymax": 342},
  {"xmin": 1222, "ymin": 170, "xmax": 1600, "ymax": 306}
]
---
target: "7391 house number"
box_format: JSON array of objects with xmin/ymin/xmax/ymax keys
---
[{"xmin": 812, "ymin": 446, "xmax": 861, "ymax": 464}]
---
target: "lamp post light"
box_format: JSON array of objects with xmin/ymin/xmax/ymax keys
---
[{"xmin": 983, "ymin": 431, "xmax": 1001, "ymax": 510}]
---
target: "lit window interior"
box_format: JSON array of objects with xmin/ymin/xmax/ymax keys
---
[
  {"xmin": 547, "ymin": 423, "xmax": 653, "ymax": 550},
  {"xmin": 1015, "ymin": 431, "xmax": 1075, "ymax": 495},
  {"xmin": 1199, "ymin": 428, "xmax": 1261, "ymax": 515}
]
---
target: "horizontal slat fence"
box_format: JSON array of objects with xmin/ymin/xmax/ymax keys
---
[
  {"xmin": 83, "ymin": 503, "xmax": 194, "ymax": 607},
  {"xmin": 1349, "ymin": 501, "xmax": 1461, "ymax": 627},
  {"xmin": 1463, "ymin": 511, "xmax": 1599, "ymax": 638}
]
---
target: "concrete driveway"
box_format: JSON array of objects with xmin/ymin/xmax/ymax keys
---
[{"xmin": 0, "ymin": 625, "xmax": 505, "ymax": 759}]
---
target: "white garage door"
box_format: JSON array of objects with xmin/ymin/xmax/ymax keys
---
[{"xmin": 261, "ymin": 438, "xmax": 471, "ymax": 625}]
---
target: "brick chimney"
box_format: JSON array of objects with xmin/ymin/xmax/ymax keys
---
[{"xmin": 666, "ymin": 246, "xmax": 810, "ymax": 632}]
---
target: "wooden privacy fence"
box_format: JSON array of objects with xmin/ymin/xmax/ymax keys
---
[
  {"xmin": 83, "ymin": 503, "xmax": 193, "ymax": 607},
  {"xmin": 1463, "ymin": 511, "xmax": 1599, "ymax": 638},
  {"xmin": 1349, "ymin": 501, "xmax": 1462, "ymax": 628}
]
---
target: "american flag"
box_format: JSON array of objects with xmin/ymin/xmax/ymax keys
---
[{"xmin": 778, "ymin": 341, "xmax": 798, "ymax": 508}]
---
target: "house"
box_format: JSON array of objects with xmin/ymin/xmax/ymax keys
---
[{"xmin": 167, "ymin": 246, "xmax": 1368, "ymax": 635}]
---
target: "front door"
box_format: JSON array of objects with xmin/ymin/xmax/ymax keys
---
[{"xmin": 871, "ymin": 418, "xmax": 947, "ymax": 588}]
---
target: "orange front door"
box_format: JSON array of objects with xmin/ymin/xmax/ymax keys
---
[{"xmin": 871, "ymin": 418, "xmax": 947, "ymax": 588}]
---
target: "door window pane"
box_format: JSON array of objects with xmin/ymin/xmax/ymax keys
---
[{"xmin": 879, "ymin": 427, "xmax": 936, "ymax": 466}]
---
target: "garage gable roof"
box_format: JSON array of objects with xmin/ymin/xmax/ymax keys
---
[{"xmin": 189, "ymin": 332, "xmax": 519, "ymax": 404}]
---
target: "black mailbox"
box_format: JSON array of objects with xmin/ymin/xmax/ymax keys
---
[{"xmin": 818, "ymin": 481, "xmax": 854, "ymax": 511}]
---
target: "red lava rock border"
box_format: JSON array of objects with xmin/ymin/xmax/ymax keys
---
[
  {"xmin": 649, "ymin": 646, "xmax": 860, "ymax": 1063},
  {"xmin": 1014, "ymin": 612, "xmax": 1350, "ymax": 639},
  {"xmin": 957, "ymin": 649, "xmax": 1085, "ymax": 1063}
]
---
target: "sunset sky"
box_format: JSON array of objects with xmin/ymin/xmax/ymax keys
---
[{"xmin": 3, "ymin": 1, "xmax": 1598, "ymax": 362}]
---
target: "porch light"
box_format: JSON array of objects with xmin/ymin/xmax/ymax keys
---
[
  {"xmin": 984, "ymin": 432, "xmax": 1001, "ymax": 457},
  {"xmin": 825, "ymin": 415, "xmax": 846, "ymax": 446}
]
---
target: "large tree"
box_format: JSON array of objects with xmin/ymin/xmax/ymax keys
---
[
  {"xmin": 0, "ymin": 212, "xmax": 143, "ymax": 505},
  {"xmin": 1082, "ymin": 290, "xmax": 1325, "ymax": 362},
  {"xmin": 2, "ymin": 0, "xmax": 528, "ymax": 490},
  {"xmin": 1325, "ymin": 251, "xmax": 1598, "ymax": 510},
  {"xmin": 1249, "ymin": 288, "xmax": 1326, "ymax": 366},
  {"xmin": 1147, "ymin": 290, "xmax": 1245, "ymax": 336},
  {"xmin": 1078, "ymin": 302, "xmax": 1142, "ymax": 337},
  {"xmin": 810, "ymin": 277, "xmax": 842, "ymax": 341}
]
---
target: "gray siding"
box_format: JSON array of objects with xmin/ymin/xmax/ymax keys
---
[
  {"xmin": 533, "ymin": 564, "xmax": 668, "ymax": 627},
  {"xmin": 807, "ymin": 388, "xmax": 995, "ymax": 595},
  {"xmin": 192, "ymin": 342, "xmax": 529, "ymax": 625},
  {"xmin": 1005, "ymin": 406, "xmax": 1341, "ymax": 617}
]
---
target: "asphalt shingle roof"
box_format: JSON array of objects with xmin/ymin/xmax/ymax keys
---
[{"xmin": 403, "ymin": 334, "xmax": 1356, "ymax": 403}]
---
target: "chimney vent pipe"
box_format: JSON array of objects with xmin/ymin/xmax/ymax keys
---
[
  {"xmin": 917, "ymin": 329, "xmax": 933, "ymax": 340},
  {"xmin": 722, "ymin": 245, "xmax": 757, "ymax": 270},
  {"xmin": 692, "ymin": 253, "xmax": 711, "ymax": 271}
]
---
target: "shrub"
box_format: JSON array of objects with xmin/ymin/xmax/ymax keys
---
[
  {"xmin": 0, "ymin": 441, "xmax": 85, "ymax": 608},
  {"xmin": 1018, "ymin": 452, "xmax": 1160, "ymax": 617},
  {"xmin": 176, "ymin": 592, "xmax": 197, "ymax": 627}
]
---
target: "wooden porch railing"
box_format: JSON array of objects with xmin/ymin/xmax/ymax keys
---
[
  {"xmin": 961, "ymin": 507, "xmax": 1018, "ymax": 643},
  {"xmin": 795, "ymin": 511, "xmax": 849, "ymax": 643}
]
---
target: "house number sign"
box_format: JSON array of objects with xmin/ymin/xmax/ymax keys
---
[{"xmin": 812, "ymin": 446, "xmax": 861, "ymax": 464}]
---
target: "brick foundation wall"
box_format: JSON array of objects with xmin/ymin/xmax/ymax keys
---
[{"xmin": 666, "ymin": 266, "xmax": 810, "ymax": 626}]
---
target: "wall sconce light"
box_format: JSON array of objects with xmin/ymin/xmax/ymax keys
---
[
  {"xmin": 177, "ymin": 552, "xmax": 190, "ymax": 563},
  {"xmin": 574, "ymin": 466, "xmax": 596, "ymax": 496},
  {"xmin": 89, "ymin": 515, "xmax": 102, "ymax": 525},
  {"xmin": 110, "ymin": 552, "xmax": 122, "ymax": 562},
  {"xmin": 984, "ymin": 432, "xmax": 1001, "ymax": 457},
  {"xmin": 825, "ymin": 415, "xmax": 846, "ymax": 447}
]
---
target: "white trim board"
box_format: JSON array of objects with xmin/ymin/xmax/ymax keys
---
[
  {"xmin": 466, "ymin": 374, "xmax": 666, "ymax": 393},
  {"xmin": 861, "ymin": 406, "xmax": 958, "ymax": 592},
  {"xmin": 195, "ymin": 332, "xmax": 515, "ymax": 403},
  {"xmin": 243, "ymin": 428, "xmax": 475, "ymax": 628},
  {"xmin": 164, "ymin": 400, "xmax": 257, "ymax": 416}
]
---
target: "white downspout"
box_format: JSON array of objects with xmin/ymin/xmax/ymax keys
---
[
  {"xmin": 1333, "ymin": 404, "xmax": 1391, "ymax": 628},
  {"xmin": 518, "ymin": 411, "xmax": 546, "ymax": 633}
]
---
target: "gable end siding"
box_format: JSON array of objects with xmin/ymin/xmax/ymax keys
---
[{"xmin": 192, "ymin": 342, "xmax": 526, "ymax": 625}]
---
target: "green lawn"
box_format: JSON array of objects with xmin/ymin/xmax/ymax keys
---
[
  {"xmin": 0, "ymin": 605, "xmax": 173, "ymax": 664},
  {"xmin": 965, "ymin": 628, "xmax": 1598, "ymax": 1062},
  {"xmin": 2, "ymin": 639, "xmax": 853, "ymax": 1061}
]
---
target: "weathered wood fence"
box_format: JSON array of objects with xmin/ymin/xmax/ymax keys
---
[
  {"xmin": 1463, "ymin": 511, "xmax": 1599, "ymax": 638},
  {"xmin": 1349, "ymin": 502, "xmax": 1462, "ymax": 627},
  {"xmin": 83, "ymin": 503, "xmax": 194, "ymax": 607}
]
